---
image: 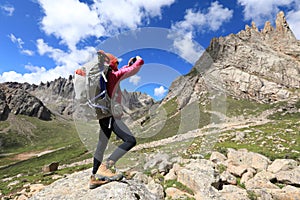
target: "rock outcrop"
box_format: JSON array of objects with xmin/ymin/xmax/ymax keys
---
[
  {"xmin": 30, "ymin": 76, "xmax": 74, "ymax": 116},
  {"xmin": 204, "ymin": 11, "xmax": 299, "ymax": 102},
  {"xmin": 0, "ymin": 75, "xmax": 154, "ymax": 121},
  {"xmin": 0, "ymin": 84, "xmax": 51, "ymax": 120},
  {"xmin": 0, "ymin": 87, "xmax": 9, "ymax": 121},
  {"xmin": 166, "ymin": 11, "xmax": 300, "ymax": 109},
  {"xmin": 27, "ymin": 149, "xmax": 299, "ymax": 200}
]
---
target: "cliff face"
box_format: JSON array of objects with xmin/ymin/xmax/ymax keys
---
[
  {"xmin": 206, "ymin": 11, "xmax": 299, "ymax": 101},
  {"xmin": 166, "ymin": 11, "xmax": 300, "ymax": 109},
  {"xmin": 0, "ymin": 83, "xmax": 51, "ymax": 121}
]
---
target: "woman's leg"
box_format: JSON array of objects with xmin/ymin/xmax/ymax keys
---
[
  {"xmin": 92, "ymin": 117, "xmax": 112, "ymax": 174},
  {"xmin": 107, "ymin": 118, "xmax": 136, "ymax": 163}
]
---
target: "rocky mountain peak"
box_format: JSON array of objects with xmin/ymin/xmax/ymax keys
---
[
  {"xmin": 275, "ymin": 11, "xmax": 295, "ymax": 39},
  {"xmin": 166, "ymin": 11, "xmax": 299, "ymax": 109}
]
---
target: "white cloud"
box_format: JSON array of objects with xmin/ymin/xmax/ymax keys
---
[
  {"xmin": 8, "ymin": 33, "xmax": 34, "ymax": 56},
  {"xmin": 206, "ymin": 1, "xmax": 234, "ymax": 31},
  {"xmin": 37, "ymin": 39, "xmax": 96, "ymax": 65},
  {"xmin": 169, "ymin": 1, "xmax": 232, "ymax": 64},
  {"xmin": 1, "ymin": 4, "xmax": 15, "ymax": 16},
  {"xmin": 38, "ymin": 0, "xmax": 105, "ymax": 50},
  {"xmin": 37, "ymin": 0, "xmax": 175, "ymax": 50},
  {"xmin": 154, "ymin": 86, "xmax": 167, "ymax": 97},
  {"xmin": 171, "ymin": 2, "xmax": 233, "ymax": 34},
  {"xmin": 0, "ymin": 0, "xmax": 175, "ymax": 84},
  {"xmin": 0, "ymin": 62, "xmax": 76, "ymax": 85},
  {"xmin": 172, "ymin": 32, "xmax": 204, "ymax": 64},
  {"xmin": 287, "ymin": 9, "xmax": 300, "ymax": 39},
  {"xmin": 129, "ymin": 75, "xmax": 141, "ymax": 86},
  {"xmin": 128, "ymin": 0, "xmax": 175, "ymax": 18},
  {"xmin": 237, "ymin": 0, "xmax": 295, "ymax": 26},
  {"xmin": 21, "ymin": 49, "xmax": 34, "ymax": 56},
  {"xmin": 9, "ymin": 34, "xmax": 24, "ymax": 48}
]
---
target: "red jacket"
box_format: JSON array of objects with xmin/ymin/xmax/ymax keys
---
[{"xmin": 107, "ymin": 59, "xmax": 144, "ymax": 104}]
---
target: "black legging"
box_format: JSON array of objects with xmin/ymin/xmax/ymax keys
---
[{"xmin": 92, "ymin": 117, "xmax": 136, "ymax": 174}]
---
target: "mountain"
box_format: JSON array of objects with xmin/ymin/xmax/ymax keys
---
[
  {"xmin": 165, "ymin": 11, "xmax": 299, "ymax": 111},
  {"xmin": 0, "ymin": 76, "xmax": 154, "ymax": 122}
]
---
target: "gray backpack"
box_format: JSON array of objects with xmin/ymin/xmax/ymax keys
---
[{"xmin": 73, "ymin": 51, "xmax": 112, "ymax": 120}]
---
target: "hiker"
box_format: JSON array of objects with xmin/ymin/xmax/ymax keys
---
[{"xmin": 90, "ymin": 53, "xmax": 144, "ymax": 189}]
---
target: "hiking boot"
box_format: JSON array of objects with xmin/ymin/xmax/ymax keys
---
[
  {"xmin": 97, "ymin": 161, "xmax": 123, "ymax": 181},
  {"xmin": 89, "ymin": 174, "xmax": 109, "ymax": 189}
]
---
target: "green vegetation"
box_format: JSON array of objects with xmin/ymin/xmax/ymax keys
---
[
  {"xmin": 1, "ymin": 96, "xmax": 299, "ymax": 198},
  {"xmin": 216, "ymin": 164, "xmax": 227, "ymax": 174},
  {"xmin": 236, "ymin": 177, "xmax": 246, "ymax": 189},
  {"xmin": 164, "ymin": 179, "xmax": 194, "ymax": 196},
  {"xmin": 247, "ymin": 190, "xmax": 258, "ymax": 200},
  {"xmin": 225, "ymin": 97, "xmax": 275, "ymax": 117},
  {"xmin": 0, "ymin": 115, "xmax": 90, "ymax": 196}
]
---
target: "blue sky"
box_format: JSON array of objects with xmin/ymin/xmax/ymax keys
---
[{"xmin": 0, "ymin": 0, "xmax": 299, "ymax": 100}]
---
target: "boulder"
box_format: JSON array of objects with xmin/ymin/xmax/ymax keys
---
[
  {"xmin": 30, "ymin": 169, "xmax": 162, "ymax": 200},
  {"xmin": 245, "ymin": 171, "xmax": 279, "ymax": 190},
  {"xmin": 177, "ymin": 159, "xmax": 223, "ymax": 200},
  {"xmin": 42, "ymin": 162, "xmax": 59, "ymax": 173},
  {"xmin": 219, "ymin": 185, "xmax": 249, "ymax": 200},
  {"xmin": 227, "ymin": 148, "xmax": 271, "ymax": 172},
  {"xmin": 275, "ymin": 166, "xmax": 300, "ymax": 186},
  {"xmin": 267, "ymin": 159, "xmax": 298, "ymax": 174}
]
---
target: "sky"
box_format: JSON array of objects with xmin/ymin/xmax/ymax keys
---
[{"xmin": 0, "ymin": 0, "xmax": 299, "ymax": 100}]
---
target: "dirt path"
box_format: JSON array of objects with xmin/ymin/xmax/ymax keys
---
[{"xmin": 132, "ymin": 108, "xmax": 276, "ymax": 151}]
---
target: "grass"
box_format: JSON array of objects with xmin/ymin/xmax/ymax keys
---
[
  {"xmin": 184, "ymin": 111, "xmax": 300, "ymax": 161},
  {"xmin": 136, "ymin": 99, "xmax": 214, "ymax": 145},
  {"xmin": 1, "ymin": 96, "xmax": 299, "ymax": 198},
  {"xmin": 164, "ymin": 179, "xmax": 194, "ymax": 196},
  {"xmin": 0, "ymin": 115, "xmax": 92, "ymax": 196},
  {"xmin": 1, "ymin": 115, "xmax": 79, "ymax": 154},
  {"xmin": 224, "ymin": 96, "xmax": 277, "ymax": 117},
  {"xmin": 0, "ymin": 162, "xmax": 92, "ymax": 196}
]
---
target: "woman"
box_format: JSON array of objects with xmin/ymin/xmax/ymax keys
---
[{"xmin": 89, "ymin": 52, "xmax": 144, "ymax": 189}]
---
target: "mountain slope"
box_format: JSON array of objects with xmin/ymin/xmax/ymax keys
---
[{"xmin": 166, "ymin": 11, "xmax": 299, "ymax": 111}]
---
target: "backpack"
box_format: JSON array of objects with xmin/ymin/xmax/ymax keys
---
[{"xmin": 73, "ymin": 50, "xmax": 112, "ymax": 120}]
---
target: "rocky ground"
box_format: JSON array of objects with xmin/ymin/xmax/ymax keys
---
[{"xmin": 10, "ymin": 149, "xmax": 298, "ymax": 200}]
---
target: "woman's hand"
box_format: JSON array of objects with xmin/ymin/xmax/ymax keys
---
[{"xmin": 128, "ymin": 56, "xmax": 142, "ymax": 66}]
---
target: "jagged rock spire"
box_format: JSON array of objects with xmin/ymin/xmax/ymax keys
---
[
  {"xmin": 262, "ymin": 21, "xmax": 273, "ymax": 34},
  {"xmin": 275, "ymin": 11, "xmax": 296, "ymax": 39}
]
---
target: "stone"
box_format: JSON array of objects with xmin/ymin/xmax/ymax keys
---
[
  {"xmin": 15, "ymin": 194, "xmax": 28, "ymax": 200},
  {"xmin": 147, "ymin": 179, "xmax": 164, "ymax": 199},
  {"xmin": 210, "ymin": 151, "xmax": 227, "ymax": 164},
  {"xmin": 220, "ymin": 171, "xmax": 237, "ymax": 185},
  {"xmin": 267, "ymin": 159, "xmax": 298, "ymax": 174},
  {"xmin": 30, "ymin": 169, "xmax": 161, "ymax": 200},
  {"xmin": 177, "ymin": 159, "xmax": 223, "ymax": 200},
  {"xmin": 165, "ymin": 187, "xmax": 194, "ymax": 199},
  {"xmin": 269, "ymin": 186, "xmax": 300, "ymax": 200},
  {"xmin": 245, "ymin": 171, "xmax": 279, "ymax": 190},
  {"xmin": 132, "ymin": 172, "xmax": 150, "ymax": 184},
  {"xmin": 42, "ymin": 162, "xmax": 59, "ymax": 172},
  {"xmin": 275, "ymin": 166, "xmax": 300, "ymax": 186},
  {"xmin": 227, "ymin": 148, "xmax": 271, "ymax": 172},
  {"xmin": 240, "ymin": 168, "xmax": 256, "ymax": 184},
  {"xmin": 219, "ymin": 185, "xmax": 249, "ymax": 200},
  {"xmin": 164, "ymin": 168, "xmax": 177, "ymax": 181},
  {"xmin": 143, "ymin": 153, "xmax": 169, "ymax": 170},
  {"xmin": 227, "ymin": 164, "xmax": 248, "ymax": 177},
  {"xmin": 179, "ymin": 11, "xmax": 300, "ymax": 104}
]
